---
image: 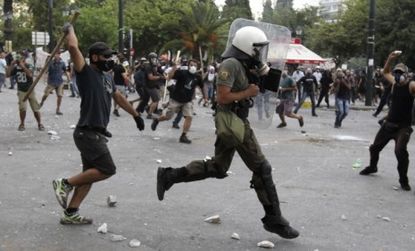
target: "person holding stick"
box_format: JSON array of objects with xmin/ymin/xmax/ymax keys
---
[{"xmin": 52, "ymin": 23, "xmax": 144, "ymax": 225}]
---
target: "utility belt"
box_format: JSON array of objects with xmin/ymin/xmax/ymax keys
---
[
  {"xmin": 230, "ymin": 99, "xmax": 253, "ymax": 120},
  {"xmin": 76, "ymin": 125, "xmax": 112, "ymax": 138}
]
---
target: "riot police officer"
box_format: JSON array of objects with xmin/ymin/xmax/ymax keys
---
[{"xmin": 156, "ymin": 26, "xmax": 299, "ymax": 239}]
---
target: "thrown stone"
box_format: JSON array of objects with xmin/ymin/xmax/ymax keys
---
[
  {"xmin": 129, "ymin": 239, "xmax": 141, "ymax": 248},
  {"xmin": 257, "ymin": 240, "xmax": 274, "ymax": 248},
  {"xmin": 110, "ymin": 234, "xmax": 127, "ymax": 242},
  {"xmin": 107, "ymin": 195, "xmax": 117, "ymax": 207},
  {"xmin": 382, "ymin": 217, "xmax": 391, "ymax": 222},
  {"xmin": 204, "ymin": 215, "xmax": 221, "ymax": 224},
  {"xmin": 231, "ymin": 233, "xmax": 240, "ymax": 240},
  {"xmin": 97, "ymin": 223, "xmax": 108, "ymax": 234},
  {"xmin": 47, "ymin": 130, "xmax": 58, "ymax": 135}
]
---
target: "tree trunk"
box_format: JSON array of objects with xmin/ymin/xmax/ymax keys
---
[{"xmin": 3, "ymin": 0, "xmax": 13, "ymax": 41}]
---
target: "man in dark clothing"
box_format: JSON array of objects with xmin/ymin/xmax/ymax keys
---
[
  {"xmin": 112, "ymin": 55, "xmax": 129, "ymax": 117},
  {"xmin": 52, "ymin": 25, "xmax": 144, "ymax": 225},
  {"xmin": 360, "ymin": 51, "xmax": 415, "ymax": 191},
  {"xmin": 151, "ymin": 59, "xmax": 202, "ymax": 144},
  {"xmin": 316, "ymin": 69, "xmax": 333, "ymax": 108},
  {"xmin": 156, "ymin": 26, "xmax": 299, "ymax": 239},
  {"xmin": 294, "ymin": 68, "xmax": 318, "ymax": 116},
  {"xmin": 332, "ymin": 70, "xmax": 351, "ymax": 128},
  {"xmin": 6, "ymin": 51, "xmax": 45, "ymax": 131},
  {"xmin": 137, "ymin": 52, "xmax": 164, "ymax": 119}
]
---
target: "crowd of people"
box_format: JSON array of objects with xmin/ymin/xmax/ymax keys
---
[{"xmin": 1, "ymin": 23, "xmax": 415, "ymax": 246}]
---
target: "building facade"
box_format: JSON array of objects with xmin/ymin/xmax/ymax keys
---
[{"xmin": 319, "ymin": 0, "xmax": 345, "ymax": 23}]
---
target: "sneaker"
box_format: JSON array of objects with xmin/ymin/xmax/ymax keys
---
[
  {"xmin": 18, "ymin": 124, "xmax": 25, "ymax": 131},
  {"xmin": 172, "ymin": 124, "xmax": 180, "ymax": 129},
  {"xmin": 56, "ymin": 111, "xmax": 63, "ymax": 116},
  {"xmin": 151, "ymin": 119, "xmax": 159, "ymax": 131},
  {"xmin": 52, "ymin": 179, "xmax": 73, "ymax": 209},
  {"xmin": 38, "ymin": 124, "xmax": 45, "ymax": 131},
  {"xmin": 298, "ymin": 116, "xmax": 304, "ymax": 127},
  {"xmin": 113, "ymin": 109, "xmax": 120, "ymax": 117},
  {"xmin": 359, "ymin": 166, "xmax": 378, "ymax": 175},
  {"xmin": 277, "ymin": 122, "xmax": 287, "ymax": 128},
  {"xmin": 60, "ymin": 211, "xmax": 93, "ymax": 225},
  {"xmin": 372, "ymin": 112, "xmax": 378, "ymax": 118},
  {"xmin": 312, "ymin": 113, "xmax": 318, "ymax": 117},
  {"xmin": 179, "ymin": 134, "xmax": 192, "ymax": 144}
]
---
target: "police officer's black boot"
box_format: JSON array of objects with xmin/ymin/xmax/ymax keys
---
[
  {"xmin": 261, "ymin": 212, "xmax": 299, "ymax": 239},
  {"xmin": 252, "ymin": 161, "xmax": 299, "ymax": 239},
  {"xmin": 157, "ymin": 167, "xmax": 187, "ymax": 201}
]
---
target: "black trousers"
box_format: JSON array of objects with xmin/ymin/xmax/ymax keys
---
[
  {"xmin": 369, "ymin": 122, "xmax": 413, "ymax": 183},
  {"xmin": 317, "ymin": 87, "xmax": 330, "ymax": 107}
]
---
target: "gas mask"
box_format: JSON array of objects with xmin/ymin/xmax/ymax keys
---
[
  {"xmin": 394, "ymin": 71, "xmax": 406, "ymax": 84},
  {"xmin": 96, "ymin": 59, "xmax": 115, "ymax": 72}
]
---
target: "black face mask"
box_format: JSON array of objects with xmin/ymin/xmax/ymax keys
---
[
  {"xmin": 394, "ymin": 71, "xmax": 405, "ymax": 84},
  {"xmin": 96, "ymin": 59, "xmax": 114, "ymax": 72}
]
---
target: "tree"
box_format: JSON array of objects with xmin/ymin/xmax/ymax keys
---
[
  {"xmin": 221, "ymin": 0, "xmax": 253, "ymax": 21},
  {"xmin": 161, "ymin": 1, "xmax": 228, "ymax": 62},
  {"xmin": 261, "ymin": 0, "xmax": 273, "ymax": 23},
  {"xmin": 3, "ymin": 0, "xmax": 13, "ymax": 42}
]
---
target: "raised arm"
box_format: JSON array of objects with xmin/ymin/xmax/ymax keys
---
[
  {"xmin": 383, "ymin": 51, "xmax": 401, "ymax": 85},
  {"xmin": 64, "ymin": 24, "xmax": 85, "ymax": 73}
]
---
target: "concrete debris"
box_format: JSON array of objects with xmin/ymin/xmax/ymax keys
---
[
  {"xmin": 226, "ymin": 171, "xmax": 233, "ymax": 175},
  {"xmin": 231, "ymin": 233, "xmax": 240, "ymax": 240},
  {"xmin": 129, "ymin": 239, "xmax": 141, "ymax": 248},
  {"xmin": 376, "ymin": 215, "xmax": 382, "ymax": 219},
  {"xmin": 110, "ymin": 234, "xmax": 127, "ymax": 242},
  {"xmin": 156, "ymin": 159, "xmax": 162, "ymax": 164},
  {"xmin": 97, "ymin": 223, "xmax": 108, "ymax": 234},
  {"xmin": 8, "ymin": 151, "xmax": 12, "ymax": 156},
  {"xmin": 257, "ymin": 240, "xmax": 274, "ymax": 248},
  {"xmin": 392, "ymin": 186, "xmax": 399, "ymax": 190},
  {"xmin": 382, "ymin": 217, "xmax": 391, "ymax": 222},
  {"xmin": 204, "ymin": 156, "xmax": 212, "ymax": 161},
  {"xmin": 69, "ymin": 125, "xmax": 76, "ymax": 129},
  {"xmin": 204, "ymin": 215, "xmax": 221, "ymax": 224},
  {"xmin": 47, "ymin": 130, "xmax": 58, "ymax": 135},
  {"xmin": 107, "ymin": 195, "xmax": 117, "ymax": 207},
  {"xmin": 341, "ymin": 214, "xmax": 347, "ymax": 221},
  {"xmin": 50, "ymin": 135, "xmax": 61, "ymax": 140}
]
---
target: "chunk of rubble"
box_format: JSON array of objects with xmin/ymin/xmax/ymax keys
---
[
  {"xmin": 97, "ymin": 223, "xmax": 108, "ymax": 234},
  {"xmin": 257, "ymin": 240, "xmax": 274, "ymax": 248},
  {"xmin": 110, "ymin": 234, "xmax": 127, "ymax": 242},
  {"xmin": 231, "ymin": 233, "xmax": 240, "ymax": 240},
  {"xmin": 392, "ymin": 186, "xmax": 399, "ymax": 190},
  {"xmin": 341, "ymin": 214, "xmax": 347, "ymax": 221},
  {"xmin": 156, "ymin": 159, "xmax": 162, "ymax": 164},
  {"xmin": 8, "ymin": 152, "xmax": 12, "ymax": 156},
  {"xmin": 382, "ymin": 217, "xmax": 391, "ymax": 222},
  {"xmin": 50, "ymin": 135, "xmax": 61, "ymax": 140},
  {"xmin": 107, "ymin": 195, "xmax": 117, "ymax": 207},
  {"xmin": 129, "ymin": 239, "xmax": 141, "ymax": 248},
  {"xmin": 47, "ymin": 130, "xmax": 58, "ymax": 135},
  {"xmin": 69, "ymin": 125, "xmax": 76, "ymax": 129},
  {"xmin": 204, "ymin": 215, "xmax": 221, "ymax": 224}
]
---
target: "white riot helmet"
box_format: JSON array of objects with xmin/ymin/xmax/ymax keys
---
[
  {"xmin": 222, "ymin": 26, "xmax": 270, "ymax": 75},
  {"xmin": 232, "ymin": 26, "xmax": 269, "ymax": 59}
]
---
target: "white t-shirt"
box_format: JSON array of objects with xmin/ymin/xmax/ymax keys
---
[
  {"xmin": 0, "ymin": 58, "xmax": 7, "ymax": 74},
  {"xmin": 291, "ymin": 70, "xmax": 304, "ymax": 82}
]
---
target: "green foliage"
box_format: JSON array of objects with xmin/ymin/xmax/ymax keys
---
[
  {"xmin": 222, "ymin": 0, "xmax": 253, "ymax": 22},
  {"xmin": 261, "ymin": 0, "xmax": 273, "ymax": 23}
]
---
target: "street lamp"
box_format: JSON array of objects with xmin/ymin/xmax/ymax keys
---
[{"xmin": 365, "ymin": 0, "xmax": 376, "ymax": 106}]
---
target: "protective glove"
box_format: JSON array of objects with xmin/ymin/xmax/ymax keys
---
[{"xmin": 134, "ymin": 115, "xmax": 145, "ymax": 131}]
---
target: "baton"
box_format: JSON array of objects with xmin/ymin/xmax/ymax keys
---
[{"xmin": 23, "ymin": 12, "xmax": 80, "ymax": 102}]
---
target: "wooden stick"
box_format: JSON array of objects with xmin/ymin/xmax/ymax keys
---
[{"xmin": 23, "ymin": 12, "xmax": 80, "ymax": 102}]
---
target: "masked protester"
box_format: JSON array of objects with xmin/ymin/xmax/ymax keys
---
[
  {"xmin": 294, "ymin": 68, "xmax": 318, "ymax": 116},
  {"xmin": 51, "ymin": 24, "xmax": 144, "ymax": 225},
  {"xmin": 156, "ymin": 26, "xmax": 299, "ymax": 239},
  {"xmin": 360, "ymin": 51, "xmax": 415, "ymax": 191},
  {"xmin": 151, "ymin": 59, "xmax": 202, "ymax": 143}
]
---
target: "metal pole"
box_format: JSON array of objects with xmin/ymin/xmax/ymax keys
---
[
  {"xmin": 365, "ymin": 0, "xmax": 376, "ymax": 106},
  {"xmin": 48, "ymin": 0, "xmax": 54, "ymax": 52},
  {"xmin": 118, "ymin": 0, "xmax": 124, "ymax": 53}
]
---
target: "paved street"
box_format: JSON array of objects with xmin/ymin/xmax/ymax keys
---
[{"xmin": 1, "ymin": 82, "xmax": 415, "ymax": 251}]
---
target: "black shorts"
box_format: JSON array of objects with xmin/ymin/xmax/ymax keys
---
[
  {"xmin": 146, "ymin": 87, "xmax": 160, "ymax": 102},
  {"xmin": 73, "ymin": 127, "xmax": 116, "ymax": 175}
]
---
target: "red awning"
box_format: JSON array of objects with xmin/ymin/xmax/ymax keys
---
[{"xmin": 286, "ymin": 43, "xmax": 325, "ymax": 65}]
